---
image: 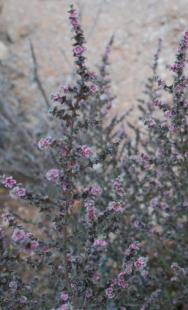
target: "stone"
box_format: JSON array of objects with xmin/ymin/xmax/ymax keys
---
[
  {"xmin": 0, "ymin": 41, "xmax": 8, "ymax": 61},
  {"xmin": 7, "ymin": 24, "xmax": 32, "ymax": 42}
]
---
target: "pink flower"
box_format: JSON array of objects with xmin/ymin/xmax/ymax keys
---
[
  {"xmin": 73, "ymin": 45, "xmax": 85, "ymax": 56},
  {"xmin": 84, "ymin": 200, "xmax": 94, "ymax": 208},
  {"xmin": 117, "ymin": 272, "xmax": 128, "ymax": 288},
  {"xmin": 113, "ymin": 178, "xmax": 124, "ymax": 196},
  {"xmin": 124, "ymin": 262, "xmax": 133, "ymax": 275},
  {"xmin": 147, "ymin": 119, "xmax": 156, "ymax": 129},
  {"xmin": 80, "ymin": 145, "xmax": 92, "ymax": 158},
  {"xmin": 105, "ymin": 287, "xmax": 114, "ymax": 299},
  {"xmin": 90, "ymin": 84, "xmax": 98, "ymax": 93},
  {"xmin": 12, "ymin": 228, "xmax": 27, "ymax": 243},
  {"xmin": 10, "ymin": 186, "xmax": 26, "ymax": 199},
  {"xmin": 38, "ymin": 137, "xmax": 52, "ymax": 150},
  {"xmin": 92, "ymin": 272, "xmax": 101, "ymax": 283},
  {"xmin": 108, "ymin": 201, "xmax": 123, "ymax": 213},
  {"xmin": 86, "ymin": 207, "xmax": 97, "ymax": 223},
  {"xmin": 164, "ymin": 110, "xmax": 172, "ymax": 118},
  {"xmin": 60, "ymin": 292, "xmax": 69, "ymax": 302},
  {"xmin": 118, "ymin": 278, "xmax": 128, "ymax": 289},
  {"xmin": 43, "ymin": 246, "xmax": 49, "ymax": 253},
  {"xmin": 93, "ymin": 239, "xmax": 107, "ymax": 249},
  {"xmin": 175, "ymin": 85, "xmax": 182, "ymax": 93},
  {"xmin": 30, "ymin": 240, "xmax": 39, "ymax": 251},
  {"xmin": 69, "ymin": 11, "xmax": 77, "ymax": 19},
  {"xmin": 134, "ymin": 257, "xmax": 147, "ymax": 270},
  {"xmin": 46, "ymin": 169, "xmax": 60, "ymax": 183},
  {"xmin": 129, "ymin": 242, "xmax": 140, "ymax": 251},
  {"xmin": 90, "ymin": 185, "xmax": 102, "ymax": 198},
  {"xmin": 183, "ymin": 100, "xmax": 188, "ymax": 108},
  {"xmin": 2, "ymin": 176, "xmax": 17, "ymax": 189},
  {"xmin": 69, "ymin": 10, "xmax": 79, "ymax": 31}
]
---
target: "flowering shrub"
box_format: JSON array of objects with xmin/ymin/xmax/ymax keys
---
[{"xmin": 0, "ymin": 5, "xmax": 188, "ymax": 310}]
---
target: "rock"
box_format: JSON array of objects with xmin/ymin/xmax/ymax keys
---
[
  {"xmin": 0, "ymin": 41, "xmax": 8, "ymax": 61},
  {"xmin": 7, "ymin": 24, "xmax": 32, "ymax": 42}
]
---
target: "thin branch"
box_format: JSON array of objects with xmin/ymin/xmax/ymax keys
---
[{"xmin": 29, "ymin": 40, "xmax": 50, "ymax": 107}]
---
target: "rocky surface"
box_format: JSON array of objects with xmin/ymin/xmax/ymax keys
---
[{"xmin": 0, "ymin": 0, "xmax": 188, "ymax": 120}]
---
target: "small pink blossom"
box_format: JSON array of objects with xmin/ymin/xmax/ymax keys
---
[
  {"xmin": 118, "ymin": 277, "xmax": 128, "ymax": 289},
  {"xmin": 134, "ymin": 257, "xmax": 147, "ymax": 270},
  {"xmin": 88, "ymin": 71, "xmax": 97, "ymax": 80},
  {"xmin": 108, "ymin": 201, "xmax": 123, "ymax": 213},
  {"xmin": 43, "ymin": 246, "xmax": 50, "ymax": 253},
  {"xmin": 90, "ymin": 84, "xmax": 98, "ymax": 93},
  {"xmin": 69, "ymin": 10, "xmax": 79, "ymax": 31},
  {"xmin": 73, "ymin": 45, "xmax": 85, "ymax": 56},
  {"xmin": 175, "ymin": 85, "xmax": 182, "ymax": 93},
  {"xmin": 93, "ymin": 239, "xmax": 107, "ymax": 249},
  {"xmin": 92, "ymin": 272, "xmax": 101, "ymax": 283},
  {"xmin": 90, "ymin": 185, "xmax": 102, "ymax": 198},
  {"xmin": 84, "ymin": 200, "xmax": 94, "ymax": 208},
  {"xmin": 164, "ymin": 110, "xmax": 172, "ymax": 118},
  {"xmin": 183, "ymin": 100, "xmax": 188, "ymax": 108},
  {"xmin": 117, "ymin": 272, "xmax": 128, "ymax": 288},
  {"xmin": 105, "ymin": 287, "xmax": 114, "ymax": 299},
  {"xmin": 113, "ymin": 178, "xmax": 124, "ymax": 196},
  {"xmin": 124, "ymin": 262, "xmax": 133, "ymax": 275},
  {"xmin": 59, "ymin": 304, "xmax": 70, "ymax": 310},
  {"xmin": 2, "ymin": 176, "xmax": 16, "ymax": 189},
  {"xmin": 147, "ymin": 119, "xmax": 156, "ymax": 129},
  {"xmin": 80, "ymin": 145, "xmax": 92, "ymax": 158},
  {"xmin": 60, "ymin": 292, "xmax": 69, "ymax": 302},
  {"xmin": 46, "ymin": 169, "xmax": 60, "ymax": 183},
  {"xmin": 38, "ymin": 136, "xmax": 52, "ymax": 150},
  {"xmin": 129, "ymin": 242, "xmax": 140, "ymax": 251},
  {"xmin": 86, "ymin": 206, "xmax": 97, "ymax": 223},
  {"xmin": 10, "ymin": 186, "xmax": 26, "ymax": 199},
  {"xmin": 30, "ymin": 240, "xmax": 39, "ymax": 251},
  {"xmin": 12, "ymin": 228, "xmax": 27, "ymax": 243}
]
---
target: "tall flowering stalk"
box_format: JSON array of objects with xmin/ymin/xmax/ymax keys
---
[{"xmin": 0, "ymin": 6, "xmax": 148, "ymax": 310}]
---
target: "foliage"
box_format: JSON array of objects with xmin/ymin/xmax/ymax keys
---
[{"xmin": 0, "ymin": 5, "xmax": 187, "ymax": 310}]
